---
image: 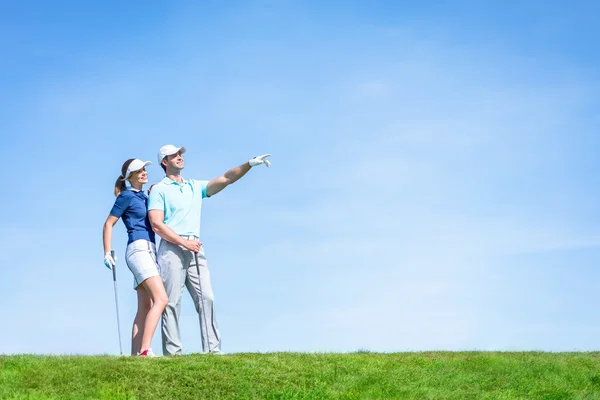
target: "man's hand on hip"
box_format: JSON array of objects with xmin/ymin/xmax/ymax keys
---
[{"xmin": 249, "ymin": 154, "xmax": 271, "ymax": 168}]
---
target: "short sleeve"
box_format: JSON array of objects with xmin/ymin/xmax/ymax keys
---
[
  {"xmin": 148, "ymin": 185, "xmax": 166, "ymax": 211},
  {"xmin": 196, "ymin": 180, "xmax": 210, "ymax": 198},
  {"xmin": 110, "ymin": 192, "xmax": 131, "ymax": 218}
]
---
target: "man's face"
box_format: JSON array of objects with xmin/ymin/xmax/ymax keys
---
[{"xmin": 163, "ymin": 152, "xmax": 185, "ymax": 171}]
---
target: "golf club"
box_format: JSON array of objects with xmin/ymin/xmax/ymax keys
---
[
  {"xmin": 194, "ymin": 250, "xmax": 211, "ymax": 353},
  {"xmin": 111, "ymin": 250, "xmax": 123, "ymax": 355}
]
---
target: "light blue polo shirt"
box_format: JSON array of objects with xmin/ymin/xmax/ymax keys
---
[{"xmin": 148, "ymin": 177, "xmax": 209, "ymax": 237}]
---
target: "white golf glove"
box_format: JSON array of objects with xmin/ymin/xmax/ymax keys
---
[
  {"xmin": 104, "ymin": 252, "xmax": 116, "ymax": 270},
  {"xmin": 249, "ymin": 154, "xmax": 271, "ymax": 168}
]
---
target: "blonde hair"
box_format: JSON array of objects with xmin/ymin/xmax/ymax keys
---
[{"xmin": 114, "ymin": 158, "xmax": 135, "ymax": 197}]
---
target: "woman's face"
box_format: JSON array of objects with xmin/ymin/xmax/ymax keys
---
[{"xmin": 129, "ymin": 167, "xmax": 148, "ymax": 185}]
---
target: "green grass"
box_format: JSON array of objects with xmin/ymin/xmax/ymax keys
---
[{"xmin": 1, "ymin": 352, "xmax": 600, "ymax": 399}]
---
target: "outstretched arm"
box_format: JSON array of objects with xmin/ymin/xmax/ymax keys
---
[
  {"xmin": 206, "ymin": 162, "xmax": 250, "ymax": 197},
  {"xmin": 206, "ymin": 154, "xmax": 271, "ymax": 197}
]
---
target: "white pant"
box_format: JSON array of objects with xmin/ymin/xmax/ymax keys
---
[
  {"xmin": 125, "ymin": 239, "xmax": 159, "ymax": 289},
  {"xmin": 157, "ymin": 238, "xmax": 221, "ymax": 355}
]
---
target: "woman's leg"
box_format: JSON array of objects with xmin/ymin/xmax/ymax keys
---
[
  {"xmin": 132, "ymin": 287, "xmax": 152, "ymax": 355},
  {"xmin": 139, "ymin": 275, "xmax": 169, "ymax": 352}
]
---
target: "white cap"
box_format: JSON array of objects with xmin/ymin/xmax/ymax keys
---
[
  {"xmin": 158, "ymin": 144, "xmax": 186, "ymax": 164},
  {"xmin": 126, "ymin": 159, "xmax": 152, "ymax": 177}
]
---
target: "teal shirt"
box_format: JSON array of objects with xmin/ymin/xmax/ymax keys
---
[{"xmin": 148, "ymin": 177, "xmax": 209, "ymax": 237}]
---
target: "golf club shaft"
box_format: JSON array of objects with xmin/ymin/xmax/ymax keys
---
[
  {"xmin": 194, "ymin": 251, "xmax": 211, "ymax": 353},
  {"xmin": 111, "ymin": 250, "xmax": 123, "ymax": 355}
]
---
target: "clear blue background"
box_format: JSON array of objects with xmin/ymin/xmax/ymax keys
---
[{"xmin": 1, "ymin": 0, "xmax": 599, "ymax": 355}]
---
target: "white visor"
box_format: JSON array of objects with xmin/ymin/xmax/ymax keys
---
[{"xmin": 126, "ymin": 159, "xmax": 152, "ymax": 177}]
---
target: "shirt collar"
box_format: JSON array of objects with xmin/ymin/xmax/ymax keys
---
[
  {"xmin": 129, "ymin": 188, "xmax": 141, "ymax": 192},
  {"xmin": 161, "ymin": 176, "xmax": 188, "ymax": 185}
]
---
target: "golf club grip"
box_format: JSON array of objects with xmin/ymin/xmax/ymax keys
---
[{"xmin": 111, "ymin": 250, "xmax": 117, "ymax": 281}]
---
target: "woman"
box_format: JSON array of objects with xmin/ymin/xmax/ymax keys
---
[{"xmin": 102, "ymin": 158, "xmax": 168, "ymax": 357}]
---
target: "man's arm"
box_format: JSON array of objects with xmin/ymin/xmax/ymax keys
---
[
  {"xmin": 148, "ymin": 209, "xmax": 201, "ymax": 252},
  {"xmin": 206, "ymin": 154, "xmax": 271, "ymax": 197},
  {"xmin": 206, "ymin": 162, "xmax": 251, "ymax": 197}
]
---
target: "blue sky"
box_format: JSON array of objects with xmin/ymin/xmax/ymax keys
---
[{"xmin": 1, "ymin": 1, "xmax": 599, "ymax": 355}]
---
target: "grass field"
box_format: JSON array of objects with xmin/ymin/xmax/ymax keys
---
[{"xmin": 1, "ymin": 352, "xmax": 600, "ymax": 399}]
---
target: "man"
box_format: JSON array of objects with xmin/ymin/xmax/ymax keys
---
[{"xmin": 148, "ymin": 144, "xmax": 270, "ymax": 355}]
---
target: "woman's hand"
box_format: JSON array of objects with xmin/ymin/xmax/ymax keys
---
[{"xmin": 104, "ymin": 252, "xmax": 116, "ymax": 270}]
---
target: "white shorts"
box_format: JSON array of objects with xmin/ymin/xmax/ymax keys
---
[{"xmin": 125, "ymin": 239, "xmax": 159, "ymax": 289}]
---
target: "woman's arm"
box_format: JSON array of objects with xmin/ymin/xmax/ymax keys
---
[{"xmin": 103, "ymin": 215, "xmax": 119, "ymax": 254}]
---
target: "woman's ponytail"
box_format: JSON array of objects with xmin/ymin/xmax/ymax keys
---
[
  {"xmin": 114, "ymin": 175, "xmax": 127, "ymax": 197},
  {"xmin": 114, "ymin": 158, "xmax": 136, "ymax": 197}
]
